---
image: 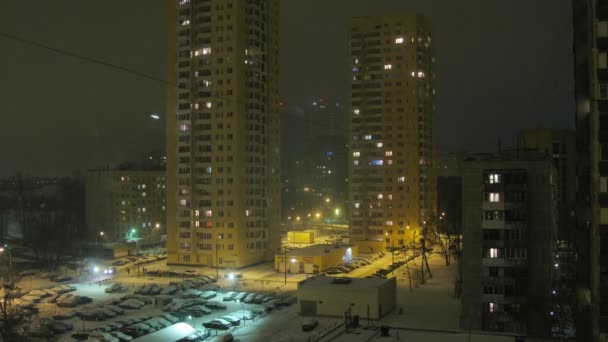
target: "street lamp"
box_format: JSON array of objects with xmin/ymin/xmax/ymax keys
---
[
  {"xmin": 385, "ymin": 233, "xmax": 394, "ymax": 266},
  {"xmin": 216, "ymin": 234, "xmax": 222, "ymax": 279},
  {"xmin": 0, "ymin": 247, "xmax": 13, "ymax": 281}
]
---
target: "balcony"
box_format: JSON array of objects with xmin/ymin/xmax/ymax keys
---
[{"xmin": 482, "ymin": 258, "xmax": 526, "ymax": 267}]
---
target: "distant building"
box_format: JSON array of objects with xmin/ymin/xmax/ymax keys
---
[
  {"xmin": 281, "ymin": 99, "xmax": 347, "ymax": 222},
  {"xmin": 85, "ymin": 162, "xmax": 165, "ymax": 247},
  {"xmin": 517, "ymin": 129, "xmax": 576, "ymax": 241},
  {"xmin": 348, "ymin": 13, "xmax": 436, "ymax": 247},
  {"xmin": 436, "ymin": 152, "xmax": 464, "ymax": 236},
  {"xmin": 165, "ymin": 0, "xmax": 281, "ymax": 268},
  {"xmin": 460, "ymin": 152, "xmax": 557, "ymax": 337},
  {"xmin": 0, "ymin": 175, "xmax": 84, "ymax": 241},
  {"xmin": 572, "ymin": 1, "xmax": 608, "ymax": 338}
]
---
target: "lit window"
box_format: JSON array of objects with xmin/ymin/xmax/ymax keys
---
[
  {"xmin": 205, "ymin": 210, "xmax": 212, "ymax": 217},
  {"xmin": 142, "ymin": 208, "xmax": 146, "ymax": 213},
  {"xmin": 195, "ymin": 210, "xmax": 200, "ymax": 217},
  {"xmin": 178, "ymin": 124, "xmax": 189, "ymax": 132},
  {"xmin": 121, "ymin": 176, "xmax": 125, "ymax": 181},
  {"xmin": 489, "ymin": 173, "xmax": 500, "ymax": 184},
  {"xmin": 179, "ymin": 199, "xmax": 187, "ymax": 206},
  {"xmin": 489, "ymin": 193, "xmax": 501, "ymax": 203},
  {"xmin": 245, "ymin": 210, "xmax": 250, "ymax": 217},
  {"xmin": 353, "ymin": 160, "xmax": 359, "ymax": 166},
  {"xmin": 206, "ymin": 167, "xmax": 212, "ymax": 174},
  {"xmin": 489, "ymin": 248, "xmax": 499, "ymax": 258},
  {"xmin": 377, "ymin": 142, "xmax": 383, "ymax": 148},
  {"xmin": 397, "ymin": 176, "xmax": 405, "ymax": 183},
  {"xmin": 395, "ymin": 37, "xmax": 404, "ymax": 44},
  {"xmin": 417, "ymin": 71, "xmax": 424, "ymax": 78},
  {"xmin": 386, "ymin": 221, "xmax": 393, "ymax": 226},
  {"xmin": 354, "ymin": 203, "xmax": 360, "ymax": 209},
  {"xmin": 378, "ymin": 194, "xmax": 383, "ymax": 199},
  {"xmin": 364, "ymin": 135, "xmax": 372, "ymax": 140},
  {"xmin": 387, "ymin": 160, "xmax": 392, "ymax": 165},
  {"xmin": 353, "ymin": 109, "xmax": 360, "ymax": 115},
  {"xmin": 489, "ymin": 302, "xmax": 496, "ymax": 313},
  {"xmin": 181, "ymin": 20, "xmax": 190, "ymax": 26},
  {"xmin": 384, "ymin": 64, "xmax": 392, "ymax": 70},
  {"xmin": 194, "ymin": 103, "xmax": 199, "ymax": 109},
  {"xmin": 372, "ymin": 160, "xmax": 383, "ymax": 166},
  {"xmin": 142, "ymin": 192, "xmax": 146, "ymax": 197},
  {"xmin": 385, "ymin": 151, "xmax": 392, "ymax": 156},
  {"xmin": 206, "ymin": 102, "xmax": 212, "ymax": 108},
  {"xmin": 353, "ymin": 151, "xmax": 360, "ymax": 157},
  {"xmin": 195, "ymin": 221, "xmax": 200, "ymax": 228}
]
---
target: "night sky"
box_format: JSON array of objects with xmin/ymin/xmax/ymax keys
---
[{"xmin": 0, "ymin": 1, "xmax": 574, "ymax": 177}]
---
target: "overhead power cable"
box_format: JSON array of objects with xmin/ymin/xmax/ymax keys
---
[{"xmin": 0, "ymin": 31, "xmax": 175, "ymax": 86}]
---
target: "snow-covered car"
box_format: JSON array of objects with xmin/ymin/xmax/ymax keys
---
[{"xmin": 118, "ymin": 299, "xmax": 145, "ymax": 310}]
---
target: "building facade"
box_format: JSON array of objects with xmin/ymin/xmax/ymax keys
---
[
  {"xmin": 165, "ymin": 0, "xmax": 281, "ymax": 268},
  {"xmin": 572, "ymin": 1, "xmax": 608, "ymax": 340},
  {"xmin": 348, "ymin": 13, "xmax": 436, "ymax": 247},
  {"xmin": 85, "ymin": 168, "xmax": 166, "ymax": 247},
  {"xmin": 517, "ymin": 129, "xmax": 576, "ymax": 241},
  {"xmin": 460, "ymin": 154, "xmax": 557, "ymax": 337}
]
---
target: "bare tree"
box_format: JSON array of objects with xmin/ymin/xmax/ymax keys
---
[{"xmin": 0, "ymin": 270, "xmax": 23, "ymax": 342}]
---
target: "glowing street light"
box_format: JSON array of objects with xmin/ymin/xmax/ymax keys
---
[
  {"xmin": 150, "ymin": 114, "xmax": 160, "ymax": 120},
  {"xmin": 315, "ymin": 212, "xmax": 321, "ymax": 219},
  {"xmin": 334, "ymin": 208, "xmax": 341, "ymax": 216}
]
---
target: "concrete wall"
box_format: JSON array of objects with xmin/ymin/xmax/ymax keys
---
[
  {"xmin": 274, "ymin": 245, "xmax": 359, "ymax": 273},
  {"xmin": 298, "ymin": 277, "xmax": 396, "ymax": 320}
]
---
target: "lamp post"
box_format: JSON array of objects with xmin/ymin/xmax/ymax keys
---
[
  {"xmin": 284, "ymin": 247, "xmax": 288, "ymax": 285},
  {"xmin": 216, "ymin": 234, "xmax": 222, "ymax": 280},
  {"xmin": 0, "ymin": 246, "xmax": 12, "ymax": 281},
  {"xmin": 385, "ymin": 232, "xmax": 394, "ymax": 266}
]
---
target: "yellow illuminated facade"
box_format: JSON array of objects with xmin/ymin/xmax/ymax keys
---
[
  {"xmin": 165, "ymin": 0, "xmax": 281, "ymax": 268},
  {"xmin": 348, "ymin": 13, "xmax": 436, "ymax": 247}
]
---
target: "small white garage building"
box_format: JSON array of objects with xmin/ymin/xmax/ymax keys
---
[{"xmin": 297, "ymin": 276, "xmax": 396, "ymax": 320}]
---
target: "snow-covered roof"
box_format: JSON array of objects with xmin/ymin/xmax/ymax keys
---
[
  {"xmin": 298, "ymin": 275, "xmax": 391, "ymax": 291},
  {"xmin": 280, "ymin": 244, "xmax": 354, "ymax": 257}
]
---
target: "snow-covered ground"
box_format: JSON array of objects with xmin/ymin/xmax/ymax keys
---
[{"xmin": 22, "ymin": 247, "xmax": 537, "ymax": 342}]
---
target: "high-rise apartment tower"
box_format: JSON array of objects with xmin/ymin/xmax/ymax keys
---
[
  {"xmin": 572, "ymin": 1, "xmax": 608, "ymax": 340},
  {"xmin": 165, "ymin": 0, "xmax": 281, "ymax": 268},
  {"xmin": 348, "ymin": 13, "xmax": 436, "ymax": 246}
]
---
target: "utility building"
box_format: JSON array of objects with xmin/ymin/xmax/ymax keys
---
[{"xmin": 298, "ymin": 276, "xmax": 396, "ymax": 320}]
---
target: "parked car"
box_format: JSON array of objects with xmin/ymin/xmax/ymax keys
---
[
  {"xmin": 204, "ymin": 301, "xmax": 227, "ymax": 310},
  {"xmin": 201, "ymin": 291, "xmax": 217, "ymax": 300},
  {"xmin": 51, "ymin": 275, "xmax": 73, "ymax": 282},
  {"xmin": 223, "ymin": 291, "xmax": 237, "ymax": 301},
  {"xmin": 302, "ymin": 318, "xmax": 319, "ymax": 331},
  {"xmin": 224, "ymin": 272, "xmax": 243, "ymax": 279},
  {"xmin": 221, "ymin": 315, "xmax": 240, "ymax": 326},
  {"xmin": 202, "ymin": 319, "xmax": 231, "ymax": 330}
]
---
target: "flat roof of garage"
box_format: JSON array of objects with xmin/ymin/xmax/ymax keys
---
[
  {"xmin": 277, "ymin": 244, "xmax": 354, "ymax": 257},
  {"xmin": 298, "ymin": 275, "xmax": 392, "ymax": 291}
]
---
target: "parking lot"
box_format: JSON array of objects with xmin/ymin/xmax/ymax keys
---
[{"xmin": 11, "ymin": 248, "xmax": 435, "ymax": 342}]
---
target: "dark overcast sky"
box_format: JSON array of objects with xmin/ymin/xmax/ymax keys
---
[{"xmin": 0, "ymin": 0, "xmax": 574, "ymax": 177}]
